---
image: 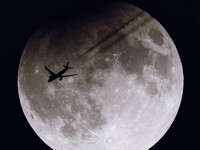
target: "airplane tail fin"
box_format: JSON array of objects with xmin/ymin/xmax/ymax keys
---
[{"xmin": 63, "ymin": 61, "xmax": 73, "ymax": 69}]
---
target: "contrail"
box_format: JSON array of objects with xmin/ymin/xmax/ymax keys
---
[
  {"xmin": 78, "ymin": 11, "xmax": 144, "ymax": 59},
  {"xmin": 97, "ymin": 17, "xmax": 151, "ymax": 55}
]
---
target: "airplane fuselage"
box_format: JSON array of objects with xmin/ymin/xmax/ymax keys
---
[
  {"xmin": 57, "ymin": 67, "xmax": 68, "ymax": 77},
  {"xmin": 48, "ymin": 67, "xmax": 68, "ymax": 82}
]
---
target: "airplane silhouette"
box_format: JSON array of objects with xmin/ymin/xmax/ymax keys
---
[{"xmin": 45, "ymin": 62, "xmax": 78, "ymax": 82}]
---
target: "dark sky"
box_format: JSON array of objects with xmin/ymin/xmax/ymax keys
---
[{"xmin": 1, "ymin": 0, "xmax": 199, "ymax": 149}]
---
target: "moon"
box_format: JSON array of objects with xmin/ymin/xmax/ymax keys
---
[{"xmin": 18, "ymin": 2, "xmax": 183, "ymax": 150}]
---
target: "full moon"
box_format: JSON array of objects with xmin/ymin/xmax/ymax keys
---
[{"xmin": 18, "ymin": 2, "xmax": 183, "ymax": 150}]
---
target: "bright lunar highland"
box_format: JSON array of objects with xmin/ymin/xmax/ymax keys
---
[{"xmin": 18, "ymin": 2, "xmax": 183, "ymax": 150}]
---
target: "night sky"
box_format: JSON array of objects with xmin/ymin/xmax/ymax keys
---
[{"xmin": 1, "ymin": 0, "xmax": 199, "ymax": 149}]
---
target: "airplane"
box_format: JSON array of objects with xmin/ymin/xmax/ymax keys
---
[{"xmin": 45, "ymin": 61, "xmax": 78, "ymax": 82}]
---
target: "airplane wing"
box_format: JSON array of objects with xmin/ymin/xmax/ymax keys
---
[
  {"xmin": 45, "ymin": 66, "xmax": 56, "ymax": 75},
  {"xmin": 61, "ymin": 74, "xmax": 78, "ymax": 78}
]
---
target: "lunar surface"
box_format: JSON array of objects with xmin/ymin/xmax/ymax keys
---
[{"xmin": 18, "ymin": 2, "xmax": 183, "ymax": 150}]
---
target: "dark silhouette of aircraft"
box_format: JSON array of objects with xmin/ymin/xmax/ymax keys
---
[{"xmin": 45, "ymin": 62, "xmax": 78, "ymax": 82}]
